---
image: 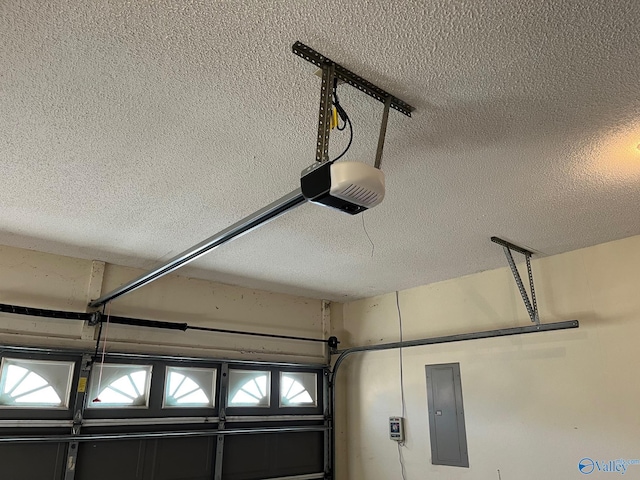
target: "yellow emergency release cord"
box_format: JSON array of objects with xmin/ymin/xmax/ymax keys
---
[{"xmin": 330, "ymin": 106, "xmax": 339, "ymax": 130}]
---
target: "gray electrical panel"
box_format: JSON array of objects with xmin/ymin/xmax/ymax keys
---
[{"xmin": 425, "ymin": 363, "xmax": 469, "ymax": 467}]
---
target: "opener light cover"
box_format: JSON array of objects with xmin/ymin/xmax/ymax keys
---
[{"xmin": 329, "ymin": 162, "xmax": 385, "ymax": 208}]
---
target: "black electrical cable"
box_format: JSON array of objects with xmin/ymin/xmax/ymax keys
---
[
  {"xmin": 331, "ymin": 117, "xmax": 353, "ymax": 163},
  {"xmin": 331, "ymin": 78, "xmax": 353, "ymax": 163}
]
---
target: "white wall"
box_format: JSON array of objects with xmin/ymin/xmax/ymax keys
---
[
  {"xmin": 333, "ymin": 234, "xmax": 640, "ymax": 479},
  {"xmin": 0, "ymin": 244, "xmax": 327, "ymax": 364}
]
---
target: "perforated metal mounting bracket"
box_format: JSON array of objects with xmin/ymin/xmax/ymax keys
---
[
  {"xmin": 316, "ymin": 63, "xmax": 335, "ymax": 163},
  {"xmin": 292, "ymin": 41, "xmax": 415, "ymax": 117},
  {"xmin": 293, "ymin": 41, "xmax": 414, "ymax": 170},
  {"xmin": 491, "ymin": 237, "xmax": 540, "ymax": 325}
]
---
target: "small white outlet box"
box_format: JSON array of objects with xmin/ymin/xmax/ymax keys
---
[{"xmin": 389, "ymin": 416, "xmax": 404, "ymax": 442}]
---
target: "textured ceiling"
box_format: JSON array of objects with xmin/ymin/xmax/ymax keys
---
[{"xmin": 1, "ymin": 0, "xmax": 640, "ymax": 302}]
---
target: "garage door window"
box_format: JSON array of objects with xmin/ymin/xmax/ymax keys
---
[
  {"xmin": 87, "ymin": 364, "xmax": 152, "ymax": 408},
  {"xmin": 228, "ymin": 370, "xmax": 270, "ymax": 407},
  {"xmin": 164, "ymin": 366, "xmax": 216, "ymax": 408},
  {"xmin": 0, "ymin": 358, "xmax": 75, "ymax": 408},
  {"xmin": 280, "ymin": 372, "xmax": 316, "ymax": 407}
]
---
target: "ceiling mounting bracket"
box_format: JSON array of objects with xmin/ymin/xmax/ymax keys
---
[
  {"xmin": 293, "ymin": 41, "xmax": 414, "ymax": 170},
  {"xmin": 374, "ymin": 96, "xmax": 392, "ymax": 169},
  {"xmin": 315, "ymin": 62, "xmax": 335, "ymax": 163},
  {"xmin": 491, "ymin": 237, "xmax": 540, "ymax": 325},
  {"xmin": 292, "ymin": 41, "xmax": 415, "ymax": 117}
]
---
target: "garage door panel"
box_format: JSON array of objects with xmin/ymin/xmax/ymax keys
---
[
  {"xmin": 146, "ymin": 436, "xmax": 216, "ymax": 480},
  {"xmin": 222, "ymin": 432, "xmax": 323, "ymax": 479},
  {"xmin": 271, "ymin": 431, "xmax": 323, "ymax": 475},
  {"xmin": 76, "ymin": 440, "xmax": 146, "ymax": 480},
  {"xmin": 0, "ymin": 442, "xmax": 66, "ymax": 480},
  {"xmin": 221, "ymin": 434, "xmax": 270, "ymax": 479}
]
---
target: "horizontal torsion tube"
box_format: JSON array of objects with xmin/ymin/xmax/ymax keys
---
[
  {"xmin": 188, "ymin": 325, "xmax": 327, "ymax": 343},
  {"xmin": 0, "ymin": 302, "xmax": 328, "ymax": 344},
  {"xmin": 0, "ymin": 303, "xmax": 91, "ymax": 321},
  {"xmin": 111, "ymin": 316, "xmax": 187, "ymax": 331}
]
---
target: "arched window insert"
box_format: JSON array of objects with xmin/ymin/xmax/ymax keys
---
[
  {"xmin": 279, "ymin": 372, "xmax": 317, "ymax": 407},
  {"xmin": 164, "ymin": 366, "xmax": 216, "ymax": 408},
  {"xmin": 228, "ymin": 370, "xmax": 271, "ymax": 407},
  {"xmin": 227, "ymin": 369, "xmax": 318, "ymax": 408},
  {"xmin": 0, "ymin": 358, "xmax": 75, "ymax": 408},
  {"xmin": 86, "ymin": 364, "xmax": 152, "ymax": 408}
]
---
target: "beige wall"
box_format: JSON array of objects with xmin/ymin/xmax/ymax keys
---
[
  {"xmin": 0, "ymin": 244, "xmax": 327, "ymax": 364},
  {"xmin": 334, "ymin": 234, "xmax": 640, "ymax": 479}
]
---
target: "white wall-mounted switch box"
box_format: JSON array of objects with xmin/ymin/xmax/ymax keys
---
[{"xmin": 389, "ymin": 416, "xmax": 404, "ymax": 442}]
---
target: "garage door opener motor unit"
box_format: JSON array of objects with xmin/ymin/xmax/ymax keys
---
[{"xmin": 301, "ymin": 161, "xmax": 385, "ymax": 214}]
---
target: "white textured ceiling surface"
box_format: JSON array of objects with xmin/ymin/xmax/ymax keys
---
[{"xmin": 2, "ymin": 1, "xmax": 640, "ymax": 301}]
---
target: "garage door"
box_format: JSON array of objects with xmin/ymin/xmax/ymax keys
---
[{"xmin": 0, "ymin": 346, "xmax": 328, "ymax": 480}]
